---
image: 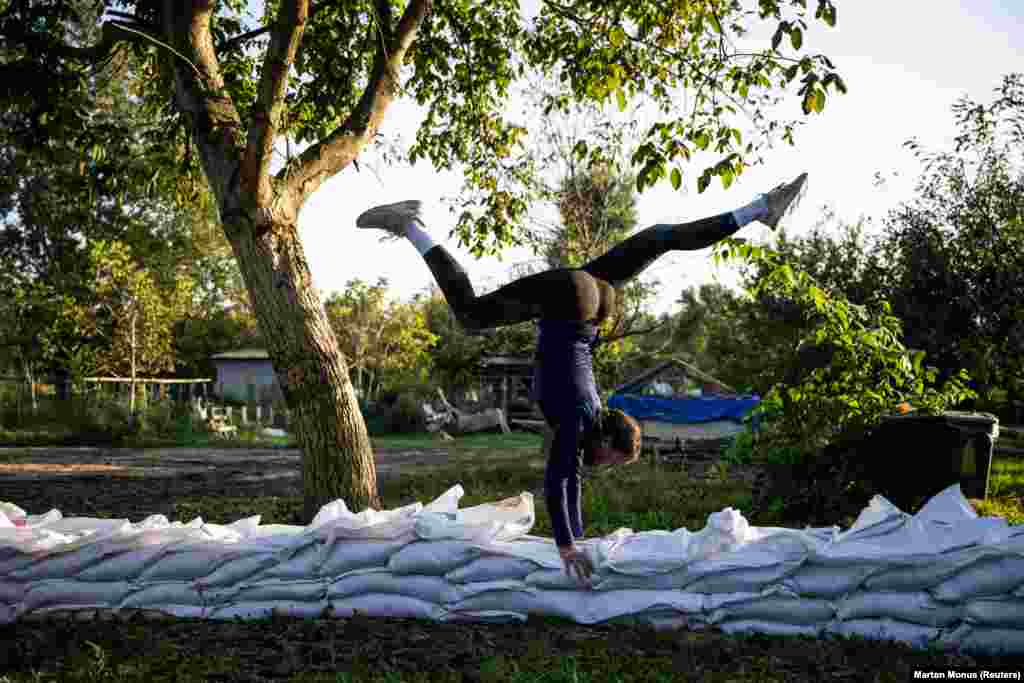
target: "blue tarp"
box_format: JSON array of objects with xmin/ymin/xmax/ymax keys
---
[{"xmin": 608, "ymin": 394, "xmax": 761, "ymax": 425}]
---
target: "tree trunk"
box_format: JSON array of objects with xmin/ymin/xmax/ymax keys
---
[
  {"xmin": 224, "ymin": 214, "xmax": 380, "ymax": 520},
  {"xmin": 129, "ymin": 310, "xmax": 137, "ymax": 418}
]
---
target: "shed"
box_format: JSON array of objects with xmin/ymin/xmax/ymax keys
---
[
  {"xmin": 210, "ymin": 349, "xmax": 282, "ymax": 403},
  {"xmin": 478, "ymin": 355, "xmax": 540, "ymax": 423},
  {"xmin": 609, "ymin": 358, "xmax": 761, "ymax": 442}
]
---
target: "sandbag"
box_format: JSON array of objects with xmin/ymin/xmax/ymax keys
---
[
  {"xmin": 709, "ymin": 595, "xmax": 835, "ymax": 625},
  {"xmin": 440, "ymin": 610, "xmax": 526, "ymax": 624},
  {"xmin": 836, "ymin": 591, "xmax": 962, "ymax": 627},
  {"xmin": 525, "ymin": 569, "xmax": 582, "ymax": 589},
  {"xmin": 716, "ymin": 619, "xmax": 824, "ymax": 638},
  {"xmin": 330, "ymin": 593, "xmax": 444, "ymax": 620},
  {"xmin": 863, "ymin": 546, "xmax": 989, "ymax": 592},
  {"xmin": 21, "ymin": 580, "xmax": 133, "ymax": 612},
  {"xmin": 122, "ymin": 583, "xmax": 204, "ymax": 608},
  {"xmin": 328, "ymin": 570, "xmax": 463, "ymax": 604},
  {"xmin": 320, "ymin": 537, "xmax": 412, "ymax": 576},
  {"xmin": 445, "ymin": 556, "xmax": 538, "ymax": 584},
  {"xmin": 826, "ymin": 618, "xmax": 940, "ymax": 649},
  {"xmin": 962, "ymin": 597, "xmax": 1024, "ymax": 628},
  {"xmin": 930, "ymin": 555, "xmax": 1024, "ymax": 602},
  {"xmin": 684, "ymin": 560, "xmax": 803, "ymax": 594},
  {"xmin": 195, "ymin": 553, "xmax": 277, "ymax": 589},
  {"xmin": 218, "ymin": 580, "xmax": 326, "ymax": 606},
  {"xmin": 0, "ymin": 580, "xmax": 26, "ymax": 603},
  {"xmin": 938, "ymin": 624, "xmax": 1024, "ymax": 657},
  {"xmin": 136, "ymin": 547, "xmax": 239, "ymax": 582},
  {"xmin": 7, "ymin": 538, "xmax": 133, "ymax": 581},
  {"xmin": 782, "ymin": 563, "xmax": 880, "ymax": 598},
  {"xmin": 388, "ymin": 540, "xmax": 482, "ymax": 575},
  {"xmin": 207, "ymin": 601, "xmax": 328, "ymax": 621},
  {"xmin": 74, "ymin": 547, "xmax": 168, "ymax": 582},
  {"xmin": 414, "ymin": 493, "xmax": 534, "ymax": 544},
  {"xmin": 256, "ymin": 542, "xmax": 324, "ymax": 580}
]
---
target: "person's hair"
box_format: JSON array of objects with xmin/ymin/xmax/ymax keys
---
[{"xmin": 583, "ymin": 408, "xmax": 643, "ymax": 466}]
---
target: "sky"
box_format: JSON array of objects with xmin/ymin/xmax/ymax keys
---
[{"xmin": 288, "ymin": 1, "xmax": 1024, "ymax": 317}]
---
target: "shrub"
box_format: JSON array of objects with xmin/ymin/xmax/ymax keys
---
[{"xmin": 711, "ymin": 238, "xmax": 978, "ymax": 519}]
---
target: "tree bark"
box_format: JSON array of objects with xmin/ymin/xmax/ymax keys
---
[{"xmin": 224, "ymin": 213, "xmax": 380, "ymax": 518}]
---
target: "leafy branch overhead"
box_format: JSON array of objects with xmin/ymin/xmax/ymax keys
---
[{"xmin": 1, "ymin": 0, "xmax": 845, "ymax": 255}]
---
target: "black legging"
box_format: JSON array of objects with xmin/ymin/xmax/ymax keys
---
[{"xmin": 423, "ymin": 212, "xmax": 741, "ymax": 327}]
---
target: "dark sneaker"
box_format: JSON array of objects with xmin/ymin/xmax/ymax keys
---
[
  {"xmin": 356, "ymin": 200, "xmax": 424, "ymax": 239},
  {"xmin": 761, "ymin": 172, "xmax": 808, "ymax": 230}
]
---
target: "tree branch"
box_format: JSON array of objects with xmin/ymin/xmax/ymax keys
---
[
  {"xmin": 596, "ymin": 318, "xmax": 672, "ymax": 347},
  {"xmin": 283, "ymin": 0, "xmax": 433, "ymax": 202},
  {"xmin": 242, "ymin": 0, "xmax": 310, "ymax": 208}
]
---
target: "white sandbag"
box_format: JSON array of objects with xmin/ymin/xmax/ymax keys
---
[
  {"xmin": 0, "ymin": 580, "xmax": 26, "ymax": 603},
  {"xmin": 684, "ymin": 560, "xmax": 803, "ymax": 594},
  {"xmin": 827, "ymin": 618, "xmax": 940, "ymax": 649},
  {"xmin": 21, "ymin": 580, "xmax": 132, "ymax": 612},
  {"xmin": 962, "ymin": 597, "xmax": 1024, "ymax": 628},
  {"xmin": 74, "ymin": 546, "xmax": 167, "ymax": 582},
  {"xmin": 137, "ymin": 546, "xmax": 242, "ymax": 582},
  {"xmin": 783, "ymin": 563, "xmax": 879, "ymax": 598},
  {"xmin": 216, "ymin": 580, "xmax": 325, "ymax": 606},
  {"xmin": 415, "ymin": 493, "xmax": 534, "ymax": 544},
  {"xmin": 938, "ymin": 624, "xmax": 1024, "ymax": 656},
  {"xmin": 7, "ymin": 539, "xmax": 138, "ymax": 581},
  {"xmin": 440, "ymin": 610, "xmax": 526, "ymax": 624},
  {"xmin": 195, "ymin": 553, "xmax": 277, "ymax": 589},
  {"xmin": 328, "ymin": 570, "xmax": 463, "ymax": 604},
  {"xmin": 836, "ymin": 591, "xmax": 962, "ymax": 627},
  {"xmin": 320, "ymin": 537, "xmax": 412, "ymax": 576},
  {"xmin": 256, "ymin": 542, "xmax": 324, "ymax": 580},
  {"xmin": 453, "ymin": 583, "xmax": 705, "ymax": 625},
  {"xmin": 710, "ymin": 595, "xmax": 835, "ymax": 625},
  {"xmin": 862, "ymin": 546, "xmax": 988, "ymax": 591},
  {"xmin": 388, "ymin": 540, "xmax": 482, "ymax": 575},
  {"xmin": 0, "ymin": 552, "xmax": 41, "ymax": 577},
  {"xmin": 311, "ymin": 494, "xmax": 424, "ymax": 541},
  {"xmin": 445, "ymin": 556, "xmax": 538, "ymax": 584},
  {"xmin": 593, "ymin": 568, "xmax": 694, "ymax": 591},
  {"xmin": 525, "ymin": 569, "xmax": 591, "ymax": 590},
  {"xmin": 716, "ymin": 619, "xmax": 825, "ymax": 638},
  {"xmin": 330, "ymin": 593, "xmax": 444, "ymax": 621},
  {"xmin": 122, "ymin": 583, "xmax": 204, "ymax": 608},
  {"xmin": 207, "ymin": 601, "xmax": 328, "ymax": 621},
  {"xmin": 616, "ymin": 609, "xmax": 708, "ymax": 631},
  {"xmin": 930, "ymin": 555, "xmax": 1024, "ymax": 602}
]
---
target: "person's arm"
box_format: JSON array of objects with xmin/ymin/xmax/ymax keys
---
[{"xmin": 544, "ymin": 419, "xmax": 593, "ymax": 584}]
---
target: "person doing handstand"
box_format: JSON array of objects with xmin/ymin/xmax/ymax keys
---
[{"xmin": 356, "ymin": 172, "xmax": 807, "ymax": 584}]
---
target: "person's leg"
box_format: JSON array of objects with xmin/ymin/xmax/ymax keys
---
[
  {"xmin": 581, "ymin": 173, "xmax": 808, "ymax": 287},
  {"xmin": 357, "ymin": 201, "xmax": 605, "ymax": 329}
]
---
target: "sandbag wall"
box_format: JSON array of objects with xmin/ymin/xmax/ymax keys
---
[{"xmin": 1, "ymin": 486, "xmax": 1022, "ymax": 657}]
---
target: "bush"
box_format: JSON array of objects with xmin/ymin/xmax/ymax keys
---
[
  {"xmin": 389, "ymin": 392, "xmax": 428, "ymax": 433},
  {"xmin": 711, "ymin": 238, "xmax": 978, "ymax": 520}
]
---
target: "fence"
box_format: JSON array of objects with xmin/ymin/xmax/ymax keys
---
[{"xmin": 192, "ymin": 397, "xmax": 291, "ymax": 430}]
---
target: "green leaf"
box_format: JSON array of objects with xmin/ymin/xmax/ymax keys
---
[
  {"xmin": 790, "ymin": 28, "xmax": 803, "ymax": 51},
  {"xmin": 695, "ymin": 131, "xmax": 710, "ymax": 150},
  {"xmin": 610, "ymin": 26, "xmax": 627, "ymax": 48},
  {"xmin": 671, "ymin": 168, "xmax": 682, "ymax": 191},
  {"xmin": 771, "ymin": 25, "xmax": 784, "ymax": 51},
  {"xmin": 720, "ymin": 166, "xmax": 734, "ymax": 190},
  {"xmin": 813, "ymin": 88, "xmax": 826, "ymax": 112},
  {"xmin": 697, "ymin": 171, "xmax": 711, "ymax": 194},
  {"xmin": 616, "ymin": 88, "xmax": 627, "ymax": 112}
]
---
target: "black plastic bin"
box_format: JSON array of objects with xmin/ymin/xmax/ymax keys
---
[{"xmin": 863, "ymin": 411, "xmax": 999, "ymax": 509}]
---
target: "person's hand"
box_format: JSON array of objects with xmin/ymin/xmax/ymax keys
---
[{"xmin": 558, "ymin": 544, "xmax": 594, "ymax": 586}]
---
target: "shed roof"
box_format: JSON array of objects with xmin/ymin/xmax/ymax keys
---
[
  {"xmin": 210, "ymin": 348, "xmax": 270, "ymax": 361},
  {"xmin": 614, "ymin": 358, "xmax": 737, "ymax": 395}
]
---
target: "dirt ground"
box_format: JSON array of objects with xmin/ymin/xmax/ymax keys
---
[{"xmin": 0, "ymin": 445, "xmax": 460, "ymax": 521}]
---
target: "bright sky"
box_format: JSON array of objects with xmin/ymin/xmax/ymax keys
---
[{"xmin": 292, "ymin": 1, "xmax": 1024, "ymax": 316}]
